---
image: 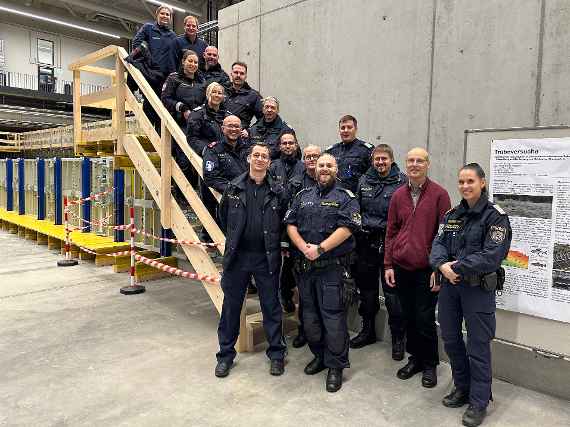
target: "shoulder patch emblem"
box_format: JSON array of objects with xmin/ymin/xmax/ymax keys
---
[
  {"xmin": 205, "ymin": 160, "xmax": 215, "ymax": 172},
  {"xmin": 493, "ymin": 204, "xmax": 506, "ymax": 215},
  {"xmin": 325, "ymin": 144, "xmax": 335, "ymax": 151},
  {"xmin": 192, "ymin": 106, "xmax": 203, "ymax": 111},
  {"xmin": 363, "ymin": 142, "xmax": 374, "ymax": 149},
  {"xmin": 351, "ymin": 212, "xmax": 362, "ymax": 226},
  {"xmin": 489, "ymin": 225, "xmax": 507, "ymax": 243},
  {"xmin": 437, "ymin": 223, "xmax": 444, "ymax": 237},
  {"xmin": 341, "ymin": 188, "xmax": 355, "ymax": 198}
]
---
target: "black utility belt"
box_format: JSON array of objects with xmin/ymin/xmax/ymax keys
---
[
  {"xmin": 464, "ymin": 268, "xmax": 506, "ymax": 293},
  {"xmin": 294, "ymin": 254, "xmax": 352, "ymax": 273}
]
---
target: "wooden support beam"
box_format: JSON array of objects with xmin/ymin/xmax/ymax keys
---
[
  {"xmin": 81, "ymin": 128, "xmax": 116, "ymax": 143},
  {"xmin": 69, "ymin": 45, "xmax": 118, "ymax": 70},
  {"xmin": 125, "ymin": 86, "xmax": 161, "ymax": 151},
  {"xmin": 160, "ymin": 122, "xmax": 172, "ymax": 228},
  {"xmin": 79, "ymin": 65, "xmax": 116, "ymax": 78},
  {"xmin": 73, "ymin": 70, "xmax": 82, "ymax": 155},
  {"xmin": 80, "ymin": 86, "xmax": 117, "ymax": 108},
  {"xmin": 115, "ymin": 58, "xmax": 127, "ymax": 156}
]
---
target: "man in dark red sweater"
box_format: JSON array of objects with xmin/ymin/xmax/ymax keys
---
[{"xmin": 384, "ymin": 147, "xmax": 451, "ymax": 389}]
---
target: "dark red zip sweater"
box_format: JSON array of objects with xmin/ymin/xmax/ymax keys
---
[{"xmin": 384, "ymin": 177, "xmax": 451, "ymax": 271}]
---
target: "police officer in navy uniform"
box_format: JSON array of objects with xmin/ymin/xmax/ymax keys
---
[
  {"xmin": 289, "ymin": 145, "xmax": 321, "ymax": 197},
  {"xmin": 215, "ymin": 143, "xmax": 288, "ymax": 378},
  {"xmin": 285, "ymin": 153, "xmax": 361, "ymax": 392},
  {"xmin": 325, "ymin": 115, "xmax": 374, "ymax": 193},
  {"xmin": 248, "ymin": 97, "xmax": 294, "ymax": 160},
  {"xmin": 169, "ymin": 15, "xmax": 208, "ymax": 71},
  {"xmin": 224, "ymin": 61, "xmax": 263, "ymax": 129},
  {"xmin": 161, "ymin": 49, "xmax": 206, "ymax": 129},
  {"xmin": 199, "ymin": 46, "xmax": 231, "ymax": 89},
  {"xmin": 430, "ymin": 163, "xmax": 511, "ymax": 427},
  {"xmin": 130, "ymin": 5, "xmax": 176, "ymax": 128},
  {"xmin": 268, "ymin": 132, "xmax": 304, "ymax": 191},
  {"xmin": 202, "ymin": 115, "xmax": 251, "ymax": 196},
  {"xmin": 351, "ymin": 144, "xmax": 408, "ymax": 360}
]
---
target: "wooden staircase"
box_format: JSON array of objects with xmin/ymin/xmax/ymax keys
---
[{"xmin": 68, "ymin": 45, "xmax": 297, "ymax": 352}]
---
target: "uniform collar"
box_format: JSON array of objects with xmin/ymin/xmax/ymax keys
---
[{"xmin": 459, "ymin": 194, "xmax": 488, "ymax": 215}]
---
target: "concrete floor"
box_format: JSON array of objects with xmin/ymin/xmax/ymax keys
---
[{"xmin": 1, "ymin": 231, "xmax": 569, "ymax": 427}]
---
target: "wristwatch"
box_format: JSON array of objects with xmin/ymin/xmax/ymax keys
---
[{"xmin": 317, "ymin": 244, "xmax": 325, "ymax": 256}]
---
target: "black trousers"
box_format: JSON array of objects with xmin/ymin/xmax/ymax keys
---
[
  {"xmin": 394, "ymin": 265, "xmax": 439, "ymax": 367},
  {"xmin": 354, "ymin": 236, "xmax": 405, "ymax": 337},
  {"xmin": 281, "ymin": 255, "xmax": 304, "ymax": 332},
  {"xmin": 438, "ymin": 281, "xmax": 496, "ymax": 409},
  {"xmin": 216, "ymin": 260, "xmax": 286, "ymax": 363},
  {"xmin": 298, "ymin": 264, "xmax": 349, "ymax": 369}
]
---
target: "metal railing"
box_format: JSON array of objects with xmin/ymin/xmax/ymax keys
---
[{"xmin": 0, "ymin": 71, "xmax": 106, "ymax": 96}]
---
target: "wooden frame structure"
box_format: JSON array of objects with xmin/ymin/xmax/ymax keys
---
[{"xmin": 68, "ymin": 46, "xmax": 274, "ymax": 351}]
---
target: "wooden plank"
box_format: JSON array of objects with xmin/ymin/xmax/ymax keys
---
[
  {"xmin": 73, "ymin": 70, "xmax": 82, "ymax": 155},
  {"xmin": 69, "ymin": 45, "xmax": 118, "ymax": 70},
  {"xmin": 80, "ymin": 86, "xmax": 116, "ymax": 108},
  {"xmin": 160, "ymin": 123, "xmax": 172, "ymax": 228},
  {"xmin": 48, "ymin": 236, "xmax": 61, "ymax": 249},
  {"xmin": 171, "ymin": 161, "xmax": 225, "ymax": 252},
  {"xmin": 79, "ymin": 65, "xmax": 116, "ymax": 78},
  {"xmin": 122, "ymin": 135, "xmax": 161, "ymax": 198},
  {"xmin": 115, "ymin": 58, "xmax": 126, "ymax": 156}
]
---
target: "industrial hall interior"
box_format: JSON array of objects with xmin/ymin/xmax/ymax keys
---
[{"xmin": 1, "ymin": 0, "xmax": 569, "ymax": 426}]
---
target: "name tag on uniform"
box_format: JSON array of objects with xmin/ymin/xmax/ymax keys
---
[
  {"xmin": 443, "ymin": 219, "xmax": 463, "ymax": 231},
  {"xmin": 321, "ymin": 201, "xmax": 340, "ymax": 207}
]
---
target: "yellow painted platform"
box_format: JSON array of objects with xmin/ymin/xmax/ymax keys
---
[{"xmin": 0, "ymin": 209, "xmax": 130, "ymax": 257}]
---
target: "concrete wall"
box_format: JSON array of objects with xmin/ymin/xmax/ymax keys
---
[
  {"xmin": 0, "ymin": 22, "xmax": 113, "ymax": 88},
  {"xmin": 218, "ymin": 0, "xmax": 570, "ymax": 193}
]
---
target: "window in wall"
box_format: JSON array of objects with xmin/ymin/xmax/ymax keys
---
[{"xmin": 37, "ymin": 38, "xmax": 54, "ymax": 66}]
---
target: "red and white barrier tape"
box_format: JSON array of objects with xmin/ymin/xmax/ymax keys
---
[
  {"xmin": 66, "ymin": 187, "xmax": 114, "ymax": 208},
  {"xmin": 132, "ymin": 227, "xmax": 221, "ymax": 248},
  {"xmin": 68, "ymin": 210, "xmax": 114, "ymax": 228},
  {"xmin": 135, "ymin": 254, "xmax": 220, "ymax": 284},
  {"xmin": 71, "ymin": 244, "xmax": 134, "ymax": 258}
]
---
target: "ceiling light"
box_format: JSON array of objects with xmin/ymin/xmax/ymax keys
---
[
  {"xmin": 0, "ymin": 6, "xmax": 121, "ymax": 39},
  {"xmin": 145, "ymin": 0, "xmax": 186, "ymax": 13}
]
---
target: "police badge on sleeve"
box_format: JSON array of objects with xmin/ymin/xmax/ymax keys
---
[
  {"xmin": 205, "ymin": 161, "xmax": 215, "ymax": 172},
  {"xmin": 489, "ymin": 225, "xmax": 507, "ymax": 243}
]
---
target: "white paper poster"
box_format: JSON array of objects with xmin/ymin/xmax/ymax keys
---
[{"xmin": 490, "ymin": 137, "xmax": 570, "ymax": 324}]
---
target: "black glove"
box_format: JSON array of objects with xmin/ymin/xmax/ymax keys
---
[{"xmin": 341, "ymin": 268, "xmax": 357, "ymax": 309}]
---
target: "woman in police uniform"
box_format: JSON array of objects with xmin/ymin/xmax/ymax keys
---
[{"xmin": 430, "ymin": 163, "xmax": 511, "ymax": 427}]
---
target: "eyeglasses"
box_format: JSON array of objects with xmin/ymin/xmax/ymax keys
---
[
  {"xmin": 304, "ymin": 155, "xmax": 320, "ymax": 160},
  {"xmin": 406, "ymin": 158, "xmax": 427, "ymax": 165}
]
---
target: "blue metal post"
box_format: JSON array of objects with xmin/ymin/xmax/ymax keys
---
[
  {"xmin": 18, "ymin": 159, "xmax": 25, "ymax": 215},
  {"xmin": 113, "ymin": 169, "xmax": 125, "ymax": 242},
  {"xmin": 81, "ymin": 157, "xmax": 91, "ymax": 232},
  {"xmin": 6, "ymin": 159, "xmax": 13, "ymax": 211},
  {"xmin": 160, "ymin": 228, "xmax": 173, "ymax": 256},
  {"xmin": 37, "ymin": 159, "xmax": 46, "ymax": 220},
  {"xmin": 54, "ymin": 158, "xmax": 63, "ymax": 225}
]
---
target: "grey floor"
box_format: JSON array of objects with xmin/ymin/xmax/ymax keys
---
[{"xmin": 1, "ymin": 231, "xmax": 569, "ymax": 427}]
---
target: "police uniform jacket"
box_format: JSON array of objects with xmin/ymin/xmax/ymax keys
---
[
  {"xmin": 325, "ymin": 138, "xmax": 374, "ymax": 193},
  {"xmin": 284, "ymin": 182, "xmax": 361, "ymax": 260},
  {"xmin": 269, "ymin": 155, "xmax": 304, "ymax": 188},
  {"xmin": 202, "ymin": 137, "xmax": 251, "ymax": 194},
  {"xmin": 248, "ymin": 116, "xmax": 293, "ymax": 160},
  {"xmin": 132, "ymin": 22, "xmax": 177, "ymax": 75},
  {"xmin": 186, "ymin": 103, "xmax": 231, "ymax": 156},
  {"xmin": 430, "ymin": 195, "xmax": 512, "ymax": 281},
  {"xmin": 169, "ymin": 34, "xmax": 208, "ymax": 71},
  {"xmin": 357, "ymin": 163, "xmax": 407, "ymax": 233},
  {"xmin": 161, "ymin": 71, "xmax": 206, "ymax": 126},
  {"xmin": 219, "ymin": 172, "xmax": 288, "ymax": 273},
  {"xmin": 224, "ymin": 82, "xmax": 263, "ymax": 129},
  {"xmin": 289, "ymin": 170, "xmax": 317, "ymax": 196},
  {"xmin": 199, "ymin": 63, "xmax": 231, "ymax": 89}
]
